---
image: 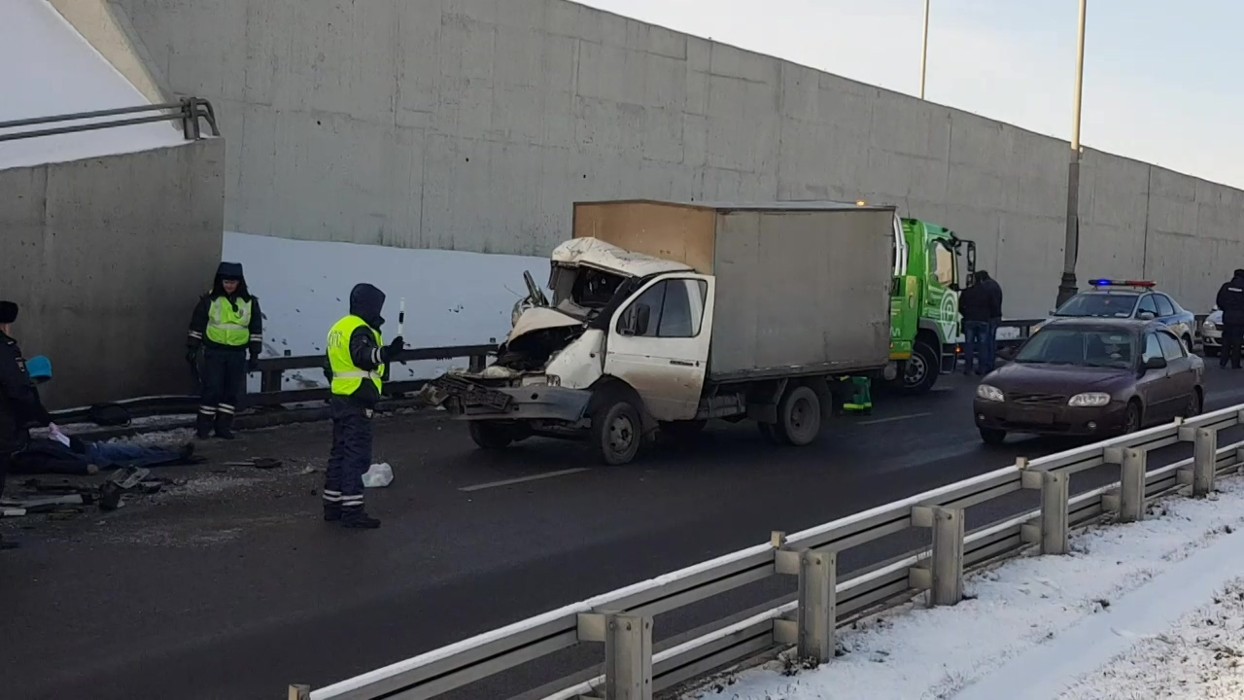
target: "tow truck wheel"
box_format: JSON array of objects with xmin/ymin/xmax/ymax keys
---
[
  {"xmin": 900, "ymin": 340, "xmax": 940, "ymax": 394},
  {"xmin": 776, "ymin": 385, "xmax": 822, "ymax": 447},
  {"xmin": 468, "ymin": 422, "xmax": 516, "ymax": 450},
  {"xmin": 591, "ymin": 398, "xmax": 642, "ymax": 465}
]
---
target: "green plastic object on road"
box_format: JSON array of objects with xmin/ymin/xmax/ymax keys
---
[
  {"xmin": 886, "ymin": 216, "xmax": 976, "ymax": 395},
  {"xmin": 841, "ymin": 376, "xmax": 873, "ymax": 414}
]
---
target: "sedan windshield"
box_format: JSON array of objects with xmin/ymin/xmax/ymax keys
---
[
  {"xmin": 1014, "ymin": 329, "xmax": 1136, "ymax": 369},
  {"xmin": 1052, "ymin": 293, "xmax": 1138, "ymax": 319}
]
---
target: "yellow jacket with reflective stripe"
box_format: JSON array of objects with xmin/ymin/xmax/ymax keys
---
[
  {"xmin": 206, "ymin": 297, "xmax": 253, "ymax": 347},
  {"xmin": 327, "ymin": 314, "xmax": 384, "ymax": 397}
]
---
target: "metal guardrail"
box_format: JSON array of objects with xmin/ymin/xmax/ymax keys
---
[
  {"xmin": 0, "ymin": 96, "xmax": 220, "ymax": 142},
  {"xmin": 48, "ymin": 343, "xmax": 496, "ymax": 424},
  {"xmin": 290, "ymin": 400, "xmax": 1244, "ymax": 700}
]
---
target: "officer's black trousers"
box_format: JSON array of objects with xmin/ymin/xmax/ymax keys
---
[
  {"xmin": 199, "ymin": 347, "xmax": 247, "ymax": 423},
  {"xmin": 1224, "ymin": 324, "xmax": 1244, "ymax": 368},
  {"xmin": 324, "ymin": 398, "xmax": 373, "ymax": 512}
]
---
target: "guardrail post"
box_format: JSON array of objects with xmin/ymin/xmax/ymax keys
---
[
  {"xmin": 604, "ymin": 614, "xmax": 652, "ymax": 700},
  {"xmin": 1040, "ymin": 471, "xmax": 1069, "ymax": 555},
  {"xmin": 287, "ymin": 685, "xmax": 310, "ymax": 700},
  {"xmin": 795, "ymin": 550, "xmax": 837, "ymax": 664},
  {"xmin": 261, "ymin": 368, "xmax": 283, "ymax": 393},
  {"xmin": 1192, "ymin": 427, "xmax": 1217, "ymax": 497},
  {"xmin": 930, "ymin": 507, "xmax": 964, "ymax": 606},
  {"xmin": 1119, "ymin": 447, "xmax": 1146, "ymax": 523}
]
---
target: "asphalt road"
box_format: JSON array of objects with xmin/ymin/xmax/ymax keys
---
[{"xmin": 7, "ymin": 366, "xmax": 1244, "ymax": 700}]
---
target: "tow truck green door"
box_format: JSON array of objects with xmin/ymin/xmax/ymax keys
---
[{"xmin": 890, "ymin": 275, "xmax": 918, "ymax": 360}]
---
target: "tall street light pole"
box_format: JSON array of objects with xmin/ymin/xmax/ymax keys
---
[
  {"xmin": 1056, "ymin": 0, "xmax": 1088, "ymax": 307},
  {"xmin": 920, "ymin": 0, "xmax": 930, "ymax": 99}
]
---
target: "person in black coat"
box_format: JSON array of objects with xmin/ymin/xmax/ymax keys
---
[
  {"xmin": 1215, "ymin": 269, "xmax": 1244, "ymax": 369},
  {"xmin": 958, "ymin": 270, "xmax": 1004, "ymax": 374},
  {"xmin": 0, "ymin": 301, "xmax": 52, "ymax": 550},
  {"xmin": 186, "ymin": 262, "xmax": 263, "ymax": 439}
]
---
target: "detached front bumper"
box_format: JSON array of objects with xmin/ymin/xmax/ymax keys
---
[
  {"xmin": 428, "ymin": 374, "xmax": 591, "ymax": 423},
  {"xmin": 973, "ymin": 398, "xmax": 1129, "ymax": 437}
]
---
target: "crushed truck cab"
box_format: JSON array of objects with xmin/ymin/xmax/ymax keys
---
[{"xmin": 424, "ymin": 199, "xmax": 897, "ymax": 465}]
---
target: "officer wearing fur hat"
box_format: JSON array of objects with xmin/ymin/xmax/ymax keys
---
[
  {"xmin": 186, "ymin": 262, "xmax": 263, "ymax": 439},
  {"xmin": 0, "ymin": 300, "xmax": 53, "ymax": 548}
]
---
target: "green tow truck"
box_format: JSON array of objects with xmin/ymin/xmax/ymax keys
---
[{"xmin": 884, "ymin": 217, "xmax": 977, "ymax": 394}]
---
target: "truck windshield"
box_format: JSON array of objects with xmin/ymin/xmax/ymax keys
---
[
  {"xmin": 1053, "ymin": 293, "xmax": 1138, "ymax": 319},
  {"xmin": 1014, "ymin": 329, "xmax": 1136, "ymax": 369},
  {"xmin": 550, "ymin": 265, "xmax": 627, "ymax": 319}
]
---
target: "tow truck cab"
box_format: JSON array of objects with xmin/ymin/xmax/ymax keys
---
[{"xmin": 888, "ymin": 217, "xmax": 976, "ymax": 394}]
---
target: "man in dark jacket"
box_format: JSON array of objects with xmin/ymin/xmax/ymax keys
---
[
  {"xmin": 187, "ymin": 262, "xmax": 263, "ymax": 439},
  {"xmin": 322, "ymin": 283, "xmax": 403, "ymax": 529},
  {"xmin": 1215, "ymin": 269, "xmax": 1244, "ymax": 369},
  {"xmin": 958, "ymin": 270, "xmax": 1004, "ymax": 375},
  {"xmin": 0, "ymin": 301, "xmax": 53, "ymax": 549}
]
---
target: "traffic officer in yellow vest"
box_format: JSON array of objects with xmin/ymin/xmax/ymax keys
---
[
  {"xmin": 323, "ymin": 283, "xmax": 403, "ymax": 529},
  {"xmin": 186, "ymin": 262, "xmax": 263, "ymax": 440}
]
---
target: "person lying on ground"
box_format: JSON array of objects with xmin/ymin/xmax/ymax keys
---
[{"xmin": 12, "ymin": 432, "xmax": 198, "ymax": 477}]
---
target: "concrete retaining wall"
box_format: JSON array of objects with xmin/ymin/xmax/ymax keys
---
[
  {"xmin": 0, "ymin": 138, "xmax": 225, "ymax": 408},
  {"xmin": 106, "ymin": 0, "xmax": 1244, "ymax": 317}
]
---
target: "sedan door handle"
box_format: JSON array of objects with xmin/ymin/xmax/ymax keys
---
[{"xmin": 669, "ymin": 359, "xmax": 695, "ymax": 367}]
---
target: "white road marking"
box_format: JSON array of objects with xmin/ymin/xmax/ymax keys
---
[
  {"xmin": 856, "ymin": 412, "xmax": 933, "ymax": 426},
  {"xmin": 459, "ymin": 468, "xmax": 591, "ymax": 492}
]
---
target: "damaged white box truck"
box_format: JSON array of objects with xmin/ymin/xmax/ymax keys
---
[{"xmin": 424, "ymin": 199, "xmax": 899, "ymax": 465}]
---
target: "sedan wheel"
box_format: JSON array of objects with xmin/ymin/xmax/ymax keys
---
[
  {"xmin": 1184, "ymin": 390, "xmax": 1203, "ymax": 418},
  {"xmin": 1123, "ymin": 401, "xmax": 1142, "ymax": 434}
]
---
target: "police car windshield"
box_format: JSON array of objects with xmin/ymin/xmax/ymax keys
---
[
  {"xmin": 1052, "ymin": 292, "xmax": 1138, "ymax": 319},
  {"xmin": 1014, "ymin": 329, "xmax": 1136, "ymax": 369}
]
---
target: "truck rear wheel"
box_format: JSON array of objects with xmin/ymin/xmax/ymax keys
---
[
  {"xmin": 591, "ymin": 397, "xmax": 642, "ymax": 465},
  {"xmin": 900, "ymin": 340, "xmax": 940, "ymax": 394},
  {"xmin": 776, "ymin": 385, "xmax": 822, "ymax": 446}
]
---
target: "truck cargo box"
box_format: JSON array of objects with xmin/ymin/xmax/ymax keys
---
[{"xmin": 572, "ymin": 200, "xmax": 896, "ymax": 382}]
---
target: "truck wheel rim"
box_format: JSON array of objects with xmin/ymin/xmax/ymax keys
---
[
  {"xmin": 609, "ymin": 415, "xmax": 635, "ymax": 453},
  {"xmin": 905, "ymin": 355, "xmax": 927, "ymax": 385}
]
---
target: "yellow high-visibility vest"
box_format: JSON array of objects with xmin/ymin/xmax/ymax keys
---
[
  {"xmin": 327, "ymin": 314, "xmax": 384, "ymax": 396},
  {"xmin": 206, "ymin": 297, "xmax": 252, "ymax": 347}
]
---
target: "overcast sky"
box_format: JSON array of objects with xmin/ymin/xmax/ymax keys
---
[{"xmin": 579, "ymin": 0, "xmax": 1244, "ymax": 189}]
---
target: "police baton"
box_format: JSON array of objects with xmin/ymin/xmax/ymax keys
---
[{"xmin": 384, "ymin": 298, "xmax": 405, "ymax": 396}]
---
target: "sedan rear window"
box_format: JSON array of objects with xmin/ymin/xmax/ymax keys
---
[
  {"xmin": 1053, "ymin": 293, "xmax": 1138, "ymax": 318},
  {"xmin": 1015, "ymin": 329, "xmax": 1136, "ymax": 369}
]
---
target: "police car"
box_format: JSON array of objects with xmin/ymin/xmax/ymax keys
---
[
  {"xmin": 1202, "ymin": 307, "xmax": 1224, "ymax": 356},
  {"xmin": 1034, "ymin": 280, "xmax": 1197, "ymax": 351}
]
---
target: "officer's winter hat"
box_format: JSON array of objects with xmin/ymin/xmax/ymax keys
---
[
  {"xmin": 216, "ymin": 262, "xmax": 244, "ymax": 280},
  {"xmin": 0, "ymin": 301, "xmax": 17, "ymax": 324}
]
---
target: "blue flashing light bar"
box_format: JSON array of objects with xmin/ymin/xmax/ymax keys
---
[{"xmin": 1089, "ymin": 279, "xmax": 1155, "ymax": 288}]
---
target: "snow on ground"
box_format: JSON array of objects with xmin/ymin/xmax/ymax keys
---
[
  {"xmin": 687, "ymin": 473, "xmax": 1244, "ymax": 700},
  {"xmin": 0, "ymin": 0, "xmax": 186, "ymax": 170},
  {"xmin": 1054, "ymin": 579, "xmax": 1244, "ymax": 699},
  {"xmin": 222, "ymin": 231, "xmax": 548, "ymax": 390}
]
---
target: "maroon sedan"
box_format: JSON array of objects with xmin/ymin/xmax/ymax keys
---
[{"xmin": 973, "ymin": 318, "xmax": 1204, "ymax": 444}]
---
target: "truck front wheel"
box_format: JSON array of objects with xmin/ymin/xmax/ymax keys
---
[
  {"xmin": 469, "ymin": 422, "xmax": 518, "ymax": 449},
  {"xmin": 591, "ymin": 398, "xmax": 643, "ymax": 465},
  {"xmin": 900, "ymin": 339, "xmax": 940, "ymax": 394},
  {"xmin": 776, "ymin": 385, "xmax": 822, "ymax": 446}
]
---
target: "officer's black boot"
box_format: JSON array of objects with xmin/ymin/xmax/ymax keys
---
[
  {"xmin": 322, "ymin": 502, "xmax": 342, "ymax": 522},
  {"xmin": 340, "ymin": 508, "xmax": 381, "ymax": 529},
  {"xmin": 214, "ymin": 411, "xmax": 235, "ymax": 440},
  {"xmin": 195, "ymin": 412, "xmax": 213, "ymax": 440}
]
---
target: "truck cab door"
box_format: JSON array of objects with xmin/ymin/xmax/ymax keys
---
[{"xmin": 605, "ymin": 274, "xmax": 715, "ymax": 422}]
